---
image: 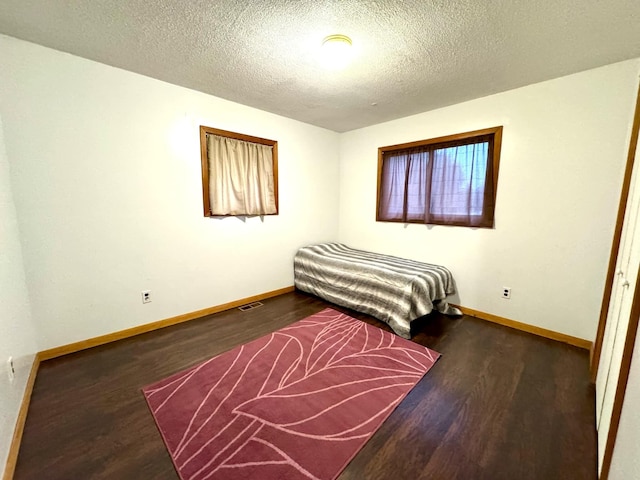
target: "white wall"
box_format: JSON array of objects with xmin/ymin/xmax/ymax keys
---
[
  {"xmin": 1, "ymin": 30, "xmax": 640, "ymax": 479},
  {"xmin": 338, "ymin": 59, "xmax": 640, "ymax": 341},
  {"xmin": 608, "ymin": 328, "xmax": 640, "ymax": 480},
  {"xmin": 0, "ymin": 114, "xmax": 38, "ymax": 475},
  {"xmin": 0, "ymin": 35, "xmax": 341, "ymax": 350}
]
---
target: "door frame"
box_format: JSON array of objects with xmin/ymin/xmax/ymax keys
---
[
  {"xmin": 599, "ymin": 265, "xmax": 640, "ymax": 479},
  {"xmin": 592, "ymin": 81, "xmax": 640, "ymax": 479},
  {"xmin": 591, "ymin": 83, "xmax": 640, "ymax": 380}
]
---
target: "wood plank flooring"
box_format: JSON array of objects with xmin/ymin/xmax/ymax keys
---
[{"xmin": 13, "ymin": 291, "xmax": 597, "ymax": 479}]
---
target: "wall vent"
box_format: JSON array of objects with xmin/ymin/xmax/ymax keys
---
[{"xmin": 238, "ymin": 301, "xmax": 264, "ymax": 312}]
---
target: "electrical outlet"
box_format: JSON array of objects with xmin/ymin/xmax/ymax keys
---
[
  {"xmin": 7, "ymin": 356, "xmax": 15, "ymax": 383},
  {"xmin": 142, "ymin": 290, "xmax": 151, "ymax": 304},
  {"xmin": 502, "ymin": 287, "xmax": 512, "ymax": 299}
]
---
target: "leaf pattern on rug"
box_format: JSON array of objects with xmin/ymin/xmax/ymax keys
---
[{"xmin": 143, "ymin": 308, "xmax": 440, "ymax": 480}]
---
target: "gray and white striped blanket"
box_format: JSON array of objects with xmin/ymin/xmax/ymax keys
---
[{"xmin": 293, "ymin": 243, "xmax": 461, "ymax": 339}]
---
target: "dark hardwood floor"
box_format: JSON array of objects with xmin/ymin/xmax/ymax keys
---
[{"xmin": 14, "ymin": 291, "xmax": 597, "ymax": 479}]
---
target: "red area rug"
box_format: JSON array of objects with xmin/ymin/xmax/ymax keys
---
[{"xmin": 143, "ymin": 308, "xmax": 440, "ymax": 480}]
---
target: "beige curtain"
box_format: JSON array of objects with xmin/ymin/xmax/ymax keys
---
[{"xmin": 207, "ymin": 134, "xmax": 276, "ymax": 216}]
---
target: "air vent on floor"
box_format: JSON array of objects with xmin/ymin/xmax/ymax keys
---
[{"xmin": 238, "ymin": 301, "xmax": 264, "ymax": 312}]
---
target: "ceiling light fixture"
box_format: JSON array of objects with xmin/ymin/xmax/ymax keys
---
[{"xmin": 320, "ymin": 34, "xmax": 353, "ymax": 69}]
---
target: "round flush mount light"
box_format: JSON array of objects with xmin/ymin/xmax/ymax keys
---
[
  {"xmin": 322, "ymin": 34, "xmax": 352, "ymax": 49},
  {"xmin": 320, "ymin": 34, "xmax": 353, "ymax": 69}
]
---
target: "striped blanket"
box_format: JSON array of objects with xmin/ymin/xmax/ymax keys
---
[{"xmin": 293, "ymin": 243, "xmax": 461, "ymax": 338}]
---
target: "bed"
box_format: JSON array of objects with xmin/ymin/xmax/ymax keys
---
[{"xmin": 293, "ymin": 243, "xmax": 461, "ymax": 339}]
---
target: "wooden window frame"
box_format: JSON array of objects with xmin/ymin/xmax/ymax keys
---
[
  {"xmin": 376, "ymin": 126, "xmax": 502, "ymax": 228},
  {"xmin": 199, "ymin": 125, "xmax": 279, "ymax": 217}
]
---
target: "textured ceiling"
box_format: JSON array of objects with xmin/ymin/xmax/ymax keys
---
[{"xmin": 0, "ymin": 1, "xmax": 639, "ymax": 132}]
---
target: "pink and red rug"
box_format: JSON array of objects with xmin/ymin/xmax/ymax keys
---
[{"xmin": 143, "ymin": 308, "xmax": 440, "ymax": 480}]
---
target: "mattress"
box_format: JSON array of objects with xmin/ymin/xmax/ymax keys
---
[{"xmin": 293, "ymin": 243, "xmax": 461, "ymax": 338}]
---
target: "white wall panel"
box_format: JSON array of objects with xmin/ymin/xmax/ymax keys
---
[{"xmin": 338, "ymin": 60, "xmax": 640, "ymax": 341}]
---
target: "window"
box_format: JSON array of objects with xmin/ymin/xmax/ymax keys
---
[
  {"xmin": 376, "ymin": 126, "xmax": 502, "ymax": 228},
  {"xmin": 200, "ymin": 126, "xmax": 278, "ymax": 217}
]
